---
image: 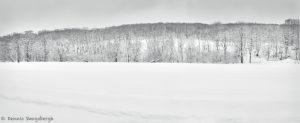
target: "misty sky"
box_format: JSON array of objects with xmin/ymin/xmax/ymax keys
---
[{"xmin": 0, "ymin": 0, "xmax": 299, "ymax": 36}]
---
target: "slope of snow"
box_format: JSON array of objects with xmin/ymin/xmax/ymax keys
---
[
  {"xmin": 247, "ymin": 56, "xmax": 299, "ymax": 64},
  {"xmin": 0, "ymin": 63, "xmax": 299, "ymax": 123}
]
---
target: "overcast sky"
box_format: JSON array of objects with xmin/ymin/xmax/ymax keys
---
[{"xmin": 0, "ymin": 0, "xmax": 299, "ymax": 36}]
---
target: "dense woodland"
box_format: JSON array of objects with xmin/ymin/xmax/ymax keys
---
[{"xmin": 0, "ymin": 21, "xmax": 299, "ymax": 63}]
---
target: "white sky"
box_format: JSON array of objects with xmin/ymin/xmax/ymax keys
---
[{"xmin": 0, "ymin": 0, "xmax": 299, "ymax": 36}]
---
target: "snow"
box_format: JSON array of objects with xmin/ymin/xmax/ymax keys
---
[
  {"xmin": 248, "ymin": 56, "xmax": 299, "ymax": 64},
  {"xmin": 0, "ymin": 63, "xmax": 299, "ymax": 123}
]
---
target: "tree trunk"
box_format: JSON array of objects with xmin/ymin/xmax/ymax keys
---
[
  {"xmin": 249, "ymin": 52, "xmax": 252, "ymax": 63},
  {"xmin": 240, "ymin": 27, "xmax": 244, "ymax": 63}
]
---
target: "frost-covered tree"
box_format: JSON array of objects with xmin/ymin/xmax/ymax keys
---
[{"xmin": 0, "ymin": 21, "xmax": 298, "ymax": 63}]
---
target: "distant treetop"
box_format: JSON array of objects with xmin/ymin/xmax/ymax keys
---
[{"xmin": 285, "ymin": 19, "xmax": 300, "ymax": 25}]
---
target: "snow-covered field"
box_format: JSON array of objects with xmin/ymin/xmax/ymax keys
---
[{"xmin": 0, "ymin": 63, "xmax": 299, "ymax": 123}]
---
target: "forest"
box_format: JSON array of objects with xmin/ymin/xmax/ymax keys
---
[{"xmin": 0, "ymin": 21, "xmax": 299, "ymax": 63}]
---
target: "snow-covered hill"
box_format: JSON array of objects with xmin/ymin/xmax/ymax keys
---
[{"xmin": 0, "ymin": 63, "xmax": 299, "ymax": 123}]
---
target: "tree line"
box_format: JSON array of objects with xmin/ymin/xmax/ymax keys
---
[{"xmin": 0, "ymin": 22, "xmax": 299, "ymax": 63}]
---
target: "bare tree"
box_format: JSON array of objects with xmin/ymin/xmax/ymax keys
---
[
  {"xmin": 220, "ymin": 31, "xmax": 228, "ymax": 63},
  {"xmin": 23, "ymin": 31, "xmax": 35, "ymax": 62},
  {"xmin": 248, "ymin": 26, "xmax": 256, "ymax": 63},
  {"xmin": 239, "ymin": 27, "xmax": 245, "ymax": 63},
  {"xmin": 41, "ymin": 37, "xmax": 49, "ymax": 62}
]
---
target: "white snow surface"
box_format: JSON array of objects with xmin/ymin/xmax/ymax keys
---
[{"xmin": 0, "ymin": 63, "xmax": 299, "ymax": 123}]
